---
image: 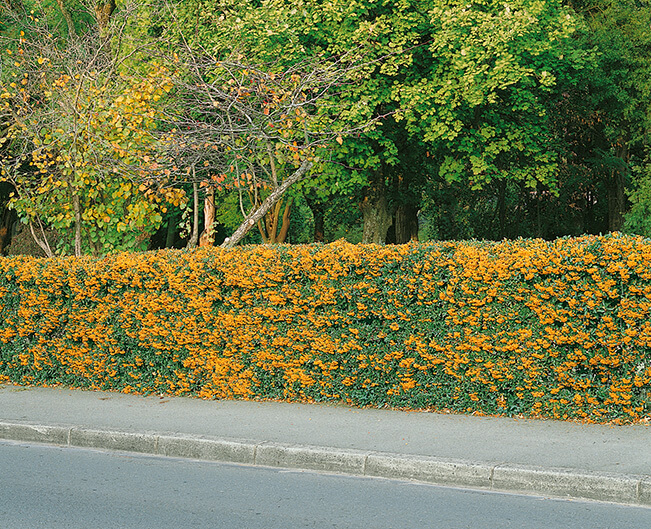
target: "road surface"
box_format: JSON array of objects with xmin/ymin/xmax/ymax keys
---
[{"xmin": 1, "ymin": 440, "xmax": 649, "ymax": 528}]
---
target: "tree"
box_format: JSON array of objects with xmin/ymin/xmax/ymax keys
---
[
  {"xmin": 0, "ymin": 2, "xmax": 185, "ymax": 256},
  {"xmin": 532, "ymin": 0, "xmax": 651, "ymax": 236},
  {"xmin": 624, "ymin": 155, "xmax": 651, "ymax": 236},
  {"xmin": 586, "ymin": 0, "xmax": 651, "ymax": 232},
  {"xmin": 0, "ymin": 181, "xmax": 16, "ymax": 252},
  {"xmin": 157, "ymin": 0, "xmax": 412, "ymax": 244},
  {"xmin": 166, "ymin": 0, "xmax": 587, "ymax": 244},
  {"xmin": 157, "ymin": 14, "xmax": 379, "ymax": 249},
  {"xmin": 418, "ymin": 0, "xmax": 651, "ymax": 242}
]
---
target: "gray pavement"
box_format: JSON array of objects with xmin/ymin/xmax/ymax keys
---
[{"xmin": 1, "ymin": 383, "xmax": 650, "ymax": 506}]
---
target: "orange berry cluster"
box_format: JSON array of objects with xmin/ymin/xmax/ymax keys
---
[{"xmin": 1, "ymin": 234, "xmax": 649, "ymax": 423}]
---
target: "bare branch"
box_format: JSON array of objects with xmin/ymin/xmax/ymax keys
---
[{"xmin": 221, "ymin": 159, "xmax": 313, "ymax": 249}]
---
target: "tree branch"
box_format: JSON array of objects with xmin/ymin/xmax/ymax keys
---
[{"xmin": 221, "ymin": 159, "xmax": 312, "ymax": 249}]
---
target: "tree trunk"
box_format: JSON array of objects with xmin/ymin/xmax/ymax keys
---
[
  {"xmin": 199, "ymin": 186, "xmax": 215, "ymax": 246},
  {"xmin": 361, "ymin": 166, "xmax": 392, "ymax": 244},
  {"xmin": 28, "ymin": 220, "xmax": 54, "ymax": 258},
  {"xmin": 276, "ymin": 198, "xmax": 292, "ymax": 243},
  {"xmin": 186, "ymin": 179, "xmax": 199, "ymax": 249},
  {"xmin": 608, "ymin": 142, "xmax": 629, "ymax": 232},
  {"xmin": 392, "ymin": 204, "xmax": 419, "ymax": 243},
  {"xmin": 72, "ymin": 191, "xmax": 82, "ymax": 256},
  {"xmin": 254, "ymin": 142, "xmax": 293, "ymax": 244},
  {"xmin": 257, "ymin": 197, "xmax": 291, "ymax": 243},
  {"xmin": 0, "ymin": 226, "xmax": 7, "ymax": 254},
  {"xmin": 497, "ymin": 179, "xmax": 507, "ymax": 239},
  {"xmin": 165, "ymin": 217, "xmax": 177, "ymax": 248},
  {"xmin": 0, "ymin": 187, "xmax": 16, "ymax": 254},
  {"xmin": 55, "ymin": 0, "xmax": 77, "ymax": 42},
  {"xmin": 583, "ymin": 188, "xmax": 595, "ymax": 234},
  {"xmin": 607, "ymin": 171, "xmax": 626, "ymax": 232},
  {"xmin": 94, "ymin": 0, "xmax": 116, "ymax": 38},
  {"xmin": 536, "ymin": 198, "xmax": 542, "ymax": 238},
  {"xmin": 304, "ymin": 193, "xmax": 325, "ymax": 242},
  {"xmin": 222, "ymin": 160, "xmax": 312, "ymax": 249}
]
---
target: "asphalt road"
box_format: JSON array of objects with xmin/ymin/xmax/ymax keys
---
[{"xmin": 1, "ymin": 441, "xmax": 649, "ymax": 529}]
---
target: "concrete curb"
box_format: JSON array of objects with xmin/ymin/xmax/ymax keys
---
[{"xmin": 1, "ymin": 420, "xmax": 649, "ymax": 507}]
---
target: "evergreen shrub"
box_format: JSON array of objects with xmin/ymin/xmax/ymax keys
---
[{"xmin": 1, "ymin": 234, "xmax": 650, "ymax": 423}]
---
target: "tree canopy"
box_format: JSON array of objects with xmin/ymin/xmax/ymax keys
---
[{"xmin": 1, "ymin": 0, "xmax": 650, "ymax": 255}]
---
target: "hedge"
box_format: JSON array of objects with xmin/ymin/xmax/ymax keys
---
[{"xmin": 1, "ymin": 234, "xmax": 650, "ymax": 424}]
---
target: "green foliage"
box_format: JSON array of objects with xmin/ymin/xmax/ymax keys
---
[
  {"xmin": 624, "ymin": 158, "xmax": 651, "ymax": 237},
  {"xmin": 165, "ymin": 0, "xmax": 593, "ymax": 238},
  {"xmin": 396, "ymin": 0, "xmax": 584, "ymax": 189},
  {"xmin": 4, "ymin": 0, "xmax": 650, "ymax": 247},
  {"xmin": 561, "ymin": 0, "xmax": 651, "ymax": 232},
  {"xmin": 0, "ymin": 9, "xmax": 186, "ymax": 256}
]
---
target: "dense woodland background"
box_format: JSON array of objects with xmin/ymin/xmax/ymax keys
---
[{"xmin": 1, "ymin": 0, "xmax": 650, "ymax": 257}]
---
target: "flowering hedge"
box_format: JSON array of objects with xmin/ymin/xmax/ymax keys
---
[{"xmin": 1, "ymin": 234, "xmax": 650, "ymax": 423}]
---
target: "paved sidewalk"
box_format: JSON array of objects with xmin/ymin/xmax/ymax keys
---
[{"xmin": 1, "ymin": 383, "xmax": 649, "ymax": 506}]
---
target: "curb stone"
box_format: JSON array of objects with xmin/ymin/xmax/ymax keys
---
[
  {"xmin": 0, "ymin": 421, "xmax": 649, "ymax": 507},
  {"xmin": 365, "ymin": 453, "xmax": 493, "ymax": 489},
  {"xmin": 491, "ymin": 464, "xmax": 641, "ymax": 505}
]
